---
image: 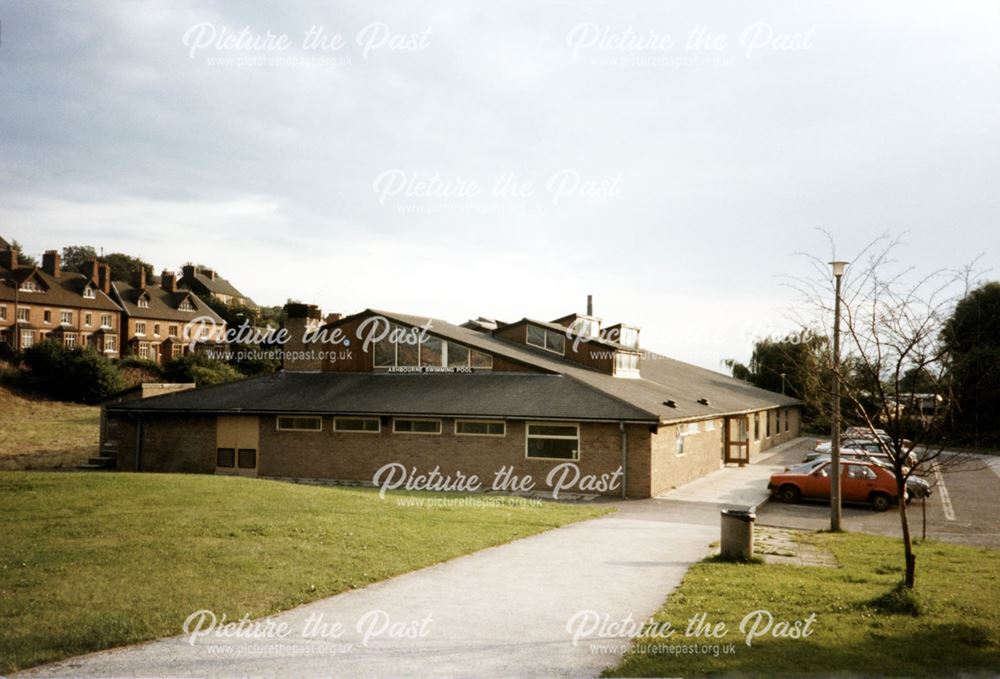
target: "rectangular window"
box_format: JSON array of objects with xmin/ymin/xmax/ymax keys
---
[
  {"xmin": 420, "ymin": 335, "xmax": 443, "ymax": 367},
  {"xmin": 179, "ymin": 299, "xmax": 195, "ymax": 312},
  {"xmin": 84, "ymin": 313, "xmax": 92, "ymax": 327},
  {"xmin": 105, "ymin": 335, "xmax": 117, "ymax": 352},
  {"xmin": 526, "ymin": 423, "xmax": 579, "ymax": 460},
  {"xmin": 396, "ymin": 337, "xmax": 419, "ymax": 366},
  {"xmin": 276, "ymin": 416, "xmax": 322, "ymax": 432},
  {"xmin": 217, "ymin": 448, "xmax": 235, "ymax": 467},
  {"xmin": 447, "ymin": 343, "xmax": 469, "ymax": 368},
  {"xmin": 135, "ymin": 321, "xmax": 146, "ymax": 335},
  {"xmin": 17, "ymin": 307, "xmax": 29, "ymax": 322},
  {"xmin": 334, "ymin": 417, "xmax": 380, "ymax": 433},
  {"xmin": 784, "ymin": 409, "xmax": 790, "ymax": 432},
  {"xmin": 0, "ymin": 306, "xmax": 6, "ymax": 321},
  {"xmin": 237, "ymin": 448, "xmax": 257, "ymax": 469},
  {"xmin": 138, "ymin": 342, "xmax": 149, "ymax": 359},
  {"xmin": 470, "ymin": 349, "xmax": 493, "ymax": 369},
  {"xmin": 83, "ymin": 286, "xmax": 96, "ymax": 299},
  {"xmin": 614, "ymin": 351, "xmax": 640, "ymax": 376},
  {"xmin": 21, "ymin": 330, "xmax": 34, "ymax": 348},
  {"xmin": 456, "ymin": 420, "xmax": 505, "ymax": 436},
  {"xmin": 101, "ymin": 313, "xmax": 113, "ymax": 328},
  {"xmin": 43, "ymin": 310, "xmax": 52, "ymax": 324},
  {"xmin": 374, "ymin": 334, "xmax": 396, "ymax": 367},
  {"xmin": 676, "ymin": 428, "xmax": 685, "ymax": 456},
  {"xmin": 60, "ymin": 310, "xmax": 72, "ymax": 325},
  {"xmin": 704, "ymin": 419, "xmax": 716, "ymax": 431},
  {"xmin": 393, "ymin": 418, "xmax": 442, "ymax": 435},
  {"xmin": 154, "ymin": 324, "xmax": 160, "ymax": 337},
  {"xmin": 169, "ymin": 324, "xmax": 179, "ymax": 338},
  {"xmin": 526, "ymin": 325, "xmax": 566, "ymax": 354},
  {"xmin": 754, "ymin": 414, "xmax": 760, "ymax": 441},
  {"xmin": 766, "ymin": 412, "xmax": 771, "ymax": 438},
  {"xmin": 64, "ymin": 333, "xmax": 76, "ymax": 348}
]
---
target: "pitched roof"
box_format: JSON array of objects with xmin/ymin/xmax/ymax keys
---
[
  {"xmin": 0, "ymin": 267, "xmax": 121, "ymax": 311},
  {"xmin": 112, "ymin": 281, "xmax": 224, "ymax": 323},
  {"xmin": 182, "ymin": 269, "xmax": 254, "ymax": 305},
  {"xmin": 0, "ymin": 236, "xmax": 11, "ymax": 250},
  {"xmin": 107, "ymin": 371, "xmax": 657, "ymax": 422}
]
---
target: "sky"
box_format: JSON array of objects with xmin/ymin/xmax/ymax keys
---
[{"xmin": 1, "ymin": 0, "xmax": 998, "ymax": 371}]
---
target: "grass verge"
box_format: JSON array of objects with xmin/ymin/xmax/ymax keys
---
[
  {"xmin": 0, "ymin": 385, "xmax": 99, "ymax": 469},
  {"xmin": 605, "ymin": 532, "xmax": 1000, "ymax": 677},
  {"xmin": 0, "ymin": 471, "xmax": 610, "ymax": 673}
]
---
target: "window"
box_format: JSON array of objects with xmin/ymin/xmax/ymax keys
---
[
  {"xmin": 17, "ymin": 307, "xmax": 29, "ymax": 322},
  {"xmin": 470, "ymin": 349, "xmax": 493, "ymax": 369},
  {"xmin": 64, "ymin": 333, "xmax": 76, "ymax": 348},
  {"xmin": 393, "ymin": 418, "xmax": 442, "ymax": 435},
  {"xmin": 138, "ymin": 342, "xmax": 150, "ymax": 359},
  {"xmin": 334, "ymin": 417, "xmax": 381, "ymax": 433},
  {"xmin": 374, "ymin": 334, "xmax": 396, "ymax": 367},
  {"xmin": 447, "ymin": 343, "xmax": 469, "ymax": 368},
  {"xmin": 43, "ymin": 310, "xmax": 52, "ymax": 324},
  {"xmin": 179, "ymin": 298, "xmax": 195, "ymax": 312},
  {"xmin": 84, "ymin": 313, "xmax": 92, "ymax": 327},
  {"xmin": 420, "ymin": 335, "xmax": 443, "ymax": 367},
  {"xmin": 153, "ymin": 323, "xmax": 160, "ymax": 337},
  {"xmin": 676, "ymin": 429, "xmax": 685, "ymax": 455},
  {"xmin": 784, "ymin": 409, "xmax": 790, "ymax": 432},
  {"xmin": 60, "ymin": 310, "xmax": 72, "ymax": 325},
  {"xmin": 137, "ymin": 296, "xmax": 150, "ymax": 308},
  {"xmin": 104, "ymin": 335, "xmax": 117, "ymax": 352},
  {"xmin": 19, "ymin": 278, "xmax": 40, "ymax": 292},
  {"xmin": 766, "ymin": 412, "xmax": 771, "ymax": 438},
  {"xmin": 0, "ymin": 306, "xmax": 6, "ymax": 321},
  {"xmin": 21, "ymin": 330, "xmax": 34, "ymax": 348},
  {"xmin": 276, "ymin": 416, "xmax": 322, "ymax": 431},
  {"xmin": 216, "ymin": 448, "xmax": 235, "ymax": 467},
  {"xmin": 396, "ymin": 336, "xmax": 419, "ymax": 366},
  {"xmin": 237, "ymin": 449, "xmax": 257, "ymax": 469},
  {"xmin": 526, "ymin": 324, "xmax": 565, "ymax": 354},
  {"xmin": 526, "ymin": 423, "xmax": 579, "ymax": 460},
  {"xmin": 704, "ymin": 419, "xmax": 716, "ymax": 431},
  {"xmin": 200, "ymin": 326, "xmax": 210, "ymax": 340},
  {"xmin": 846, "ymin": 464, "xmax": 876, "ymax": 480},
  {"xmin": 135, "ymin": 321, "xmax": 146, "ymax": 336},
  {"xmin": 456, "ymin": 420, "xmax": 505, "ymax": 436},
  {"xmin": 614, "ymin": 351, "xmax": 640, "ymax": 376},
  {"xmin": 169, "ymin": 324, "xmax": 179, "ymax": 338},
  {"xmin": 101, "ymin": 313, "xmax": 113, "ymax": 328},
  {"xmin": 83, "ymin": 286, "xmax": 96, "ymax": 299},
  {"xmin": 754, "ymin": 414, "xmax": 760, "ymax": 441},
  {"xmin": 617, "ymin": 326, "xmax": 639, "ymax": 349}
]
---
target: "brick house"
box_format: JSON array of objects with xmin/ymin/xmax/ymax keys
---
[
  {"xmin": 0, "ymin": 248, "xmax": 122, "ymax": 357},
  {"xmin": 102, "ymin": 302, "xmax": 801, "ymax": 498},
  {"xmin": 111, "ymin": 267, "xmax": 227, "ymax": 363},
  {"xmin": 178, "ymin": 265, "xmax": 256, "ymax": 309}
]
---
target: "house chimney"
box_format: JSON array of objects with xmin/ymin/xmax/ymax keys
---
[
  {"xmin": 0, "ymin": 248, "xmax": 17, "ymax": 271},
  {"xmin": 132, "ymin": 265, "xmax": 147, "ymax": 290},
  {"xmin": 161, "ymin": 270, "xmax": 178, "ymax": 293},
  {"xmin": 586, "ymin": 294, "xmax": 593, "ymax": 316},
  {"xmin": 283, "ymin": 302, "xmax": 324, "ymax": 371},
  {"xmin": 325, "ymin": 312, "xmax": 343, "ymax": 324},
  {"xmin": 98, "ymin": 263, "xmax": 112, "ymax": 294},
  {"xmin": 82, "ymin": 257, "xmax": 100, "ymax": 285},
  {"xmin": 43, "ymin": 250, "xmax": 61, "ymax": 277},
  {"xmin": 203, "ymin": 268, "xmax": 216, "ymax": 280}
]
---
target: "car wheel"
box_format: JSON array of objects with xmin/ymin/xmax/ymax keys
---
[
  {"xmin": 870, "ymin": 493, "xmax": 891, "ymax": 511},
  {"xmin": 779, "ymin": 485, "xmax": 801, "ymax": 503}
]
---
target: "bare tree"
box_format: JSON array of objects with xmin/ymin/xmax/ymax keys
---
[{"xmin": 789, "ymin": 232, "xmax": 982, "ymax": 589}]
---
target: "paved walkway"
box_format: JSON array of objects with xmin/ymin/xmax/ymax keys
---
[
  {"xmin": 656, "ymin": 437, "xmax": 811, "ymax": 509},
  {"xmin": 21, "ymin": 507, "xmax": 716, "ymax": 679}
]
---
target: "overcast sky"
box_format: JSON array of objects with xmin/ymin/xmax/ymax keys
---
[{"xmin": 2, "ymin": 1, "xmax": 997, "ymax": 370}]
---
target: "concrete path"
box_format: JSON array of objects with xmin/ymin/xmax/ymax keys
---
[
  {"xmin": 20, "ymin": 506, "xmax": 716, "ymax": 679},
  {"xmin": 656, "ymin": 437, "xmax": 810, "ymax": 509}
]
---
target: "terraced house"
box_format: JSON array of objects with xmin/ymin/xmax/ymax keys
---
[
  {"xmin": 0, "ymin": 246, "xmax": 122, "ymax": 358},
  {"xmin": 179, "ymin": 264, "xmax": 256, "ymax": 309},
  {"xmin": 102, "ymin": 301, "xmax": 801, "ymax": 498},
  {"xmin": 111, "ymin": 267, "xmax": 227, "ymax": 363}
]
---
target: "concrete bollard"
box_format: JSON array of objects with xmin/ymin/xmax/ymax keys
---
[{"xmin": 720, "ymin": 507, "xmax": 755, "ymax": 561}]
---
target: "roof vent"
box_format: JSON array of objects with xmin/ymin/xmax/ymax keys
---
[
  {"xmin": 697, "ymin": 398, "xmax": 711, "ymax": 406},
  {"xmin": 663, "ymin": 400, "xmax": 677, "ymax": 408}
]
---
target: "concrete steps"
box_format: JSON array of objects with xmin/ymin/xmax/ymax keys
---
[{"xmin": 78, "ymin": 455, "xmax": 117, "ymax": 471}]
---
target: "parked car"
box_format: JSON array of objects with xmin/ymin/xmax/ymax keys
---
[
  {"xmin": 768, "ymin": 459, "xmax": 904, "ymax": 511},
  {"xmin": 808, "ymin": 453, "xmax": 932, "ymax": 500},
  {"xmin": 844, "ymin": 426, "xmax": 889, "ymax": 439},
  {"xmin": 808, "ymin": 439, "xmax": 918, "ymax": 465}
]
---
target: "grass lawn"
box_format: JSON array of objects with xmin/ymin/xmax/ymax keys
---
[
  {"xmin": 606, "ymin": 532, "xmax": 1000, "ymax": 677},
  {"xmin": 0, "ymin": 386, "xmax": 99, "ymax": 470},
  {"xmin": 0, "ymin": 472, "xmax": 610, "ymax": 673}
]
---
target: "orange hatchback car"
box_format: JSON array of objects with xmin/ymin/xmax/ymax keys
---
[{"xmin": 768, "ymin": 459, "xmax": 903, "ymax": 511}]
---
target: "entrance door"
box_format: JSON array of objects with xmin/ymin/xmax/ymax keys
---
[
  {"xmin": 724, "ymin": 416, "xmax": 750, "ymax": 466},
  {"xmin": 216, "ymin": 416, "xmax": 259, "ymax": 476}
]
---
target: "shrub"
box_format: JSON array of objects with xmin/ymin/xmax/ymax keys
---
[
  {"xmin": 162, "ymin": 352, "xmax": 243, "ymax": 386},
  {"xmin": 23, "ymin": 343, "xmax": 126, "ymax": 403}
]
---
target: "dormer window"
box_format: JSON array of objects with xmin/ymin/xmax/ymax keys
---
[
  {"xmin": 19, "ymin": 278, "xmax": 41, "ymax": 293},
  {"xmin": 137, "ymin": 295, "xmax": 150, "ymax": 309},
  {"xmin": 568, "ymin": 316, "xmax": 600, "ymax": 339},
  {"xmin": 526, "ymin": 324, "xmax": 566, "ymax": 354},
  {"xmin": 178, "ymin": 298, "xmax": 195, "ymax": 312},
  {"xmin": 614, "ymin": 351, "xmax": 640, "ymax": 378},
  {"xmin": 83, "ymin": 286, "xmax": 96, "ymax": 299}
]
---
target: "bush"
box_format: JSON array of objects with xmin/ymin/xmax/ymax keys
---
[
  {"xmin": 162, "ymin": 352, "xmax": 243, "ymax": 386},
  {"xmin": 23, "ymin": 343, "xmax": 126, "ymax": 404}
]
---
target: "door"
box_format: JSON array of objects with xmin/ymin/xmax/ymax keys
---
[
  {"xmin": 800, "ymin": 461, "xmax": 832, "ymax": 499},
  {"xmin": 724, "ymin": 416, "xmax": 750, "ymax": 465},
  {"xmin": 842, "ymin": 463, "xmax": 877, "ymax": 502},
  {"xmin": 216, "ymin": 416, "xmax": 260, "ymax": 476}
]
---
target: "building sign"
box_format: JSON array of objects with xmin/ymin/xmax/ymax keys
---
[{"xmin": 386, "ymin": 366, "xmax": 473, "ymax": 374}]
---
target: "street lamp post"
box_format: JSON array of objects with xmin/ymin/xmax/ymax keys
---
[{"xmin": 829, "ymin": 260, "xmax": 849, "ymax": 532}]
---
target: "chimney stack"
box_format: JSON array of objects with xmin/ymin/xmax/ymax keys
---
[
  {"xmin": 82, "ymin": 257, "xmax": 101, "ymax": 285},
  {"xmin": 203, "ymin": 268, "xmax": 216, "ymax": 280},
  {"xmin": 182, "ymin": 264, "xmax": 196, "ymax": 280},
  {"xmin": 0, "ymin": 248, "xmax": 17, "ymax": 271},
  {"xmin": 43, "ymin": 250, "xmax": 61, "ymax": 277},
  {"xmin": 133, "ymin": 265, "xmax": 147, "ymax": 290},
  {"xmin": 98, "ymin": 264, "xmax": 112, "ymax": 294},
  {"xmin": 325, "ymin": 312, "xmax": 344, "ymax": 324},
  {"xmin": 586, "ymin": 294, "xmax": 593, "ymax": 316},
  {"xmin": 161, "ymin": 270, "xmax": 178, "ymax": 293}
]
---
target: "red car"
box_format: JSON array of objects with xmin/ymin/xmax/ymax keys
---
[{"xmin": 768, "ymin": 459, "xmax": 903, "ymax": 511}]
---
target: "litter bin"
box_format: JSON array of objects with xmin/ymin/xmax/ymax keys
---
[{"xmin": 720, "ymin": 507, "xmax": 755, "ymax": 561}]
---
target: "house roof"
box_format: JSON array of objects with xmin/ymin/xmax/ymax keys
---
[
  {"xmin": 500, "ymin": 317, "xmax": 634, "ymax": 352},
  {"xmin": 182, "ymin": 269, "xmax": 254, "ymax": 305},
  {"xmin": 112, "ymin": 281, "xmax": 225, "ymax": 323},
  {"xmin": 0, "ymin": 267, "xmax": 121, "ymax": 311},
  {"xmin": 107, "ymin": 371, "xmax": 657, "ymax": 422},
  {"xmin": 0, "ymin": 236, "xmax": 11, "ymax": 250}
]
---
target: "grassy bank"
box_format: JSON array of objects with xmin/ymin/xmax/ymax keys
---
[
  {"xmin": 0, "ymin": 386, "xmax": 99, "ymax": 469},
  {"xmin": 607, "ymin": 532, "xmax": 1000, "ymax": 677},
  {"xmin": 0, "ymin": 472, "xmax": 609, "ymax": 673}
]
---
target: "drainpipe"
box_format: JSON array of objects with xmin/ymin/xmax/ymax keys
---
[
  {"xmin": 619, "ymin": 421, "xmax": 628, "ymax": 499},
  {"xmin": 134, "ymin": 414, "xmax": 144, "ymax": 472}
]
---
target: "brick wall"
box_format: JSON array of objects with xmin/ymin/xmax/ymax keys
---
[
  {"xmin": 108, "ymin": 413, "xmax": 216, "ymax": 473},
  {"xmin": 650, "ymin": 418, "xmax": 726, "ymax": 496}
]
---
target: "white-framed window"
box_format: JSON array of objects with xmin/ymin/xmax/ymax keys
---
[
  {"xmin": 393, "ymin": 418, "xmax": 442, "ymax": 435},
  {"xmin": 0, "ymin": 305, "xmax": 6, "ymax": 321},
  {"xmin": 334, "ymin": 417, "xmax": 381, "ymax": 433},
  {"xmin": 17, "ymin": 307, "xmax": 29, "ymax": 322},
  {"xmin": 43, "ymin": 309, "xmax": 52, "ymax": 324},
  {"xmin": 276, "ymin": 416, "xmax": 323, "ymax": 432},
  {"xmin": 614, "ymin": 351, "xmax": 640, "ymax": 377},
  {"xmin": 169, "ymin": 324, "xmax": 179, "ymax": 338},
  {"xmin": 137, "ymin": 296, "xmax": 150, "ymax": 308},
  {"xmin": 64, "ymin": 333, "xmax": 76, "ymax": 348},
  {"xmin": 135, "ymin": 321, "xmax": 146, "ymax": 336},
  {"xmin": 200, "ymin": 326, "xmax": 210, "ymax": 340},
  {"xmin": 676, "ymin": 428, "xmax": 685, "ymax": 456},
  {"xmin": 101, "ymin": 313, "xmax": 113, "ymax": 328},
  {"xmin": 21, "ymin": 330, "xmax": 34, "ymax": 348},
  {"xmin": 83, "ymin": 286, "xmax": 96, "ymax": 299},
  {"xmin": 456, "ymin": 420, "xmax": 505, "ymax": 437},
  {"xmin": 526, "ymin": 324, "xmax": 565, "ymax": 354},
  {"xmin": 525, "ymin": 422, "xmax": 579, "ymax": 460},
  {"xmin": 60, "ymin": 310, "xmax": 72, "ymax": 325},
  {"xmin": 179, "ymin": 298, "xmax": 195, "ymax": 312},
  {"xmin": 372, "ymin": 322, "xmax": 493, "ymax": 370},
  {"xmin": 153, "ymin": 323, "xmax": 160, "ymax": 337},
  {"xmin": 19, "ymin": 279, "xmax": 40, "ymax": 292},
  {"xmin": 704, "ymin": 419, "xmax": 716, "ymax": 431},
  {"xmin": 84, "ymin": 312, "xmax": 92, "ymax": 327},
  {"xmin": 104, "ymin": 335, "xmax": 117, "ymax": 352},
  {"xmin": 138, "ymin": 342, "xmax": 149, "ymax": 359}
]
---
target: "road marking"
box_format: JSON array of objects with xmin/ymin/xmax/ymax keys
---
[{"xmin": 933, "ymin": 463, "xmax": 956, "ymax": 521}]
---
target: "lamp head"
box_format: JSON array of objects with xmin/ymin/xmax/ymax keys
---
[{"xmin": 829, "ymin": 260, "xmax": 849, "ymax": 277}]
